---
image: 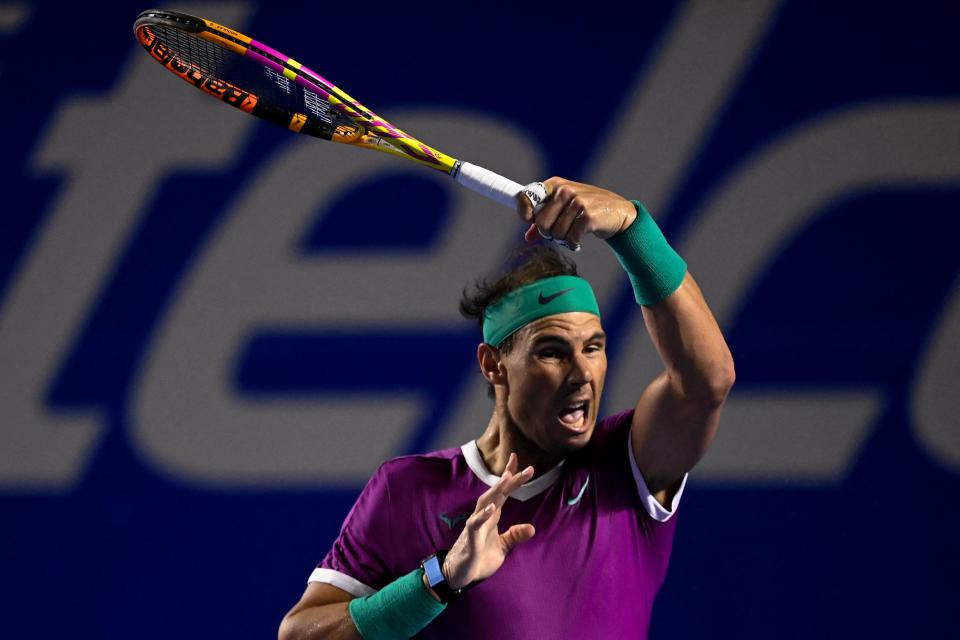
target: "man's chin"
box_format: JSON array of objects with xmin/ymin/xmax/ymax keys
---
[{"xmin": 552, "ymin": 418, "xmax": 595, "ymax": 452}]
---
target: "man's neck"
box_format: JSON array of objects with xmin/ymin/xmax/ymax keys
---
[{"xmin": 475, "ymin": 405, "xmax": 563, "ymax": 478}]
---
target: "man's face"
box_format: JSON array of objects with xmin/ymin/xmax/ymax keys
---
[{"xmin": 499, "ymin": 312, "xmax": 607, "ymax": 456}]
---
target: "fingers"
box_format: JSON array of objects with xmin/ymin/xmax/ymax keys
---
[
  {"xmin": 529, "ymin": 179, "xmax": 591, "ymax": 245},
  {"xmin": 475, "ymin": 453, "xmax": 533, "ymax": 513},
  {"xmin": 517, "ymin": 181, "xmax": 547, "ymax": 222},
  {"xmin": 530, "ymin": 179, "xmax": 565, "ymax": 238},
  {"xmin": 550, "ymin": 200, "xmax": 588, "ymax": 244},
  {"xmin": 505, "ymin": 451, "xmax": 518, "ymax": 476},
  {"xmin": 520, "ymin": 177, "xmax": 638, "ymax": 244},
  {"xmin": 481, "ymin": 466, "xmax": 534, "ymax": 512},
  {"xmin": 566, "ymin": 210, "xmax": 589, "ymax": 246},
  {"xmin": 466, "ymin": 503, "xmax": 496, "ymax": 532},
  {"xmin": 493, "ymin": 464, "xmax": 533, "ymax": 509},
  {"xmin": 518, "ymin": 178, "xmax": 561, "ymax": 226},
  {"xmin": 500, "ymin": 523, "xmax": 536, "ymax": 553},
  {"xmin": 524, "ymin": 222, "xmax": 540, "ymax": 243}
]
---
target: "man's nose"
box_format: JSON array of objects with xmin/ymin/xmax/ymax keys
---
[{"xmin": 568, "ymin": 352, "xmax": 593, "ymax": 385}]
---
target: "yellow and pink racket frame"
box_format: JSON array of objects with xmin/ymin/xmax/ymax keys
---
[
  {"xmin": 135, "ymin": 11, "xmax": 457, "ymax": 172},
  {"xmin": 134, "ymin": 9, "xmax": 570, "ymax": 247}
]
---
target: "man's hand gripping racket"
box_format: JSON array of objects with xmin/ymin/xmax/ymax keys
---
[
  {"xmin": 133, "ymin": 9, "xmax": 586, "ymax": 250},
  {"xmin": 518, "ymin": 178, "xmax": 640, "ymax": 251}
]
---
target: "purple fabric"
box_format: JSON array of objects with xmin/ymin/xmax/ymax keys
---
[{"xmin": 318, "ymin": 410, "xmax": 679, "ymax": 639}]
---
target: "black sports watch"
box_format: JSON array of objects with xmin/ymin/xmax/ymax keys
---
[{"xmin": 421, "ymin": 550, "xmax": 461, "ymax": 603}]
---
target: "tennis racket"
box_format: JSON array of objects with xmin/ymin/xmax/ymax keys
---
[{"xmin": 132, "ymin": 9, "xmax": 575, "ymax": 249}]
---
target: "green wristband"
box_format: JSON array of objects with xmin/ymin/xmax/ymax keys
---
[
  {"xmin": 347, "ymin": 569, "xmax": 446, "ymax": 640},
  {"xmin": 606, "ymin": 201, "xmax": 687, "ymax": 305}
]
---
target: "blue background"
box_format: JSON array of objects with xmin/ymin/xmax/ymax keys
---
[{"xmin": 2, "ymin": 1, "xmax": 958, "ymax": 637}]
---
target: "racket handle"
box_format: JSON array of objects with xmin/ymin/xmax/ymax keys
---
[
  {"xmin": 454, "ymin": 162, "xmax": 524, "ymax": 210},
  {"xmin": 453, "ymin": 162, "xmax": 581, "ymax": 252}
]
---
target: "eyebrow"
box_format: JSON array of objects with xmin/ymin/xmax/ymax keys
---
[{"xmin": 531, "ymin": 331, "xmax": 607, "ymax": 346}]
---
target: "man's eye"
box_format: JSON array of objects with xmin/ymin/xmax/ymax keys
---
[{"xmin": 539, "ymin": 350, "xmax": 559, "ymax": 358}]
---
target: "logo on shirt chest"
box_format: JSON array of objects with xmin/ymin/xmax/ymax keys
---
[
  {"xmin": 566, "ymin": 473, "xmax": 591, "ymax": 506},
  {"xmin": 439, "ymin": 511, "xmax": 468, "ymax": 529}
]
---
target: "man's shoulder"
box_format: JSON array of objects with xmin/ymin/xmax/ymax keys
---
[
  {"xmin": 591, "ymin": 409, "xmax": 635, "ymax": 447},
  {"xmin": 568, "ymin": 409, "xmax": 635, "ymax": 470},
  {"xmin": 374, "ymin": 445, "xmax": 469, "ymax": 488},
  {"xmin": 597, "ymin": 408, "xmax": 634, "ymax": 431},
  {"xmin": 379, "ymin": 445, "xmax": 462, "ymax": 470}
]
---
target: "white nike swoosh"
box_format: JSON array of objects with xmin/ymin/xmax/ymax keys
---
[{"xmin": 567, "ymin": 474, "xmax": 590, "ymax": 506}]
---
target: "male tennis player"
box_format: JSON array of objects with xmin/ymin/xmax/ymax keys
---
[{"xmin": 279, "ymin": 178, "xmax": 735, "ymax": 639}]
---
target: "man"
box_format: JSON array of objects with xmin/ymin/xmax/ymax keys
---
[{"xmin": 279, "ymin": 178, "xmax": 735, "ymax": 639}]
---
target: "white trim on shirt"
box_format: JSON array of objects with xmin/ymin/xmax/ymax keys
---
[
  {"xmin": 461, "ymin": 440, "xmax": 564, "ymax": 501},
  {"xmin": 628, "ymin": 435, "xmax": 687, "ymax": 522},
  {"xmin": 308, "ymin": 568, "xmax": 377, "ymax": 596}
]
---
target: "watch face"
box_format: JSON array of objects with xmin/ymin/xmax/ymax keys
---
[{"xmin": 423, "ymin": 555, "xmax": 445, "ymax": 587}]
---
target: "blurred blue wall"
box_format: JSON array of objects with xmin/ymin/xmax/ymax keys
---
[{"xmin": 1, "ymin": 1, "xmax": 958, "ymax": 637}]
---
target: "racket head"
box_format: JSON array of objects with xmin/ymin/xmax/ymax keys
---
[{"xmin": 133, "ymin": 9, "xmax": 458, "ymax": 173}]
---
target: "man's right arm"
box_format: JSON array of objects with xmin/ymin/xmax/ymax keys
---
[
  {"xmin": 278, "ymin": 583, "xmax": 361, "ymax": 640},
  {"xmin": 279, "ymin": 452, "xmax": 535, "ymax": 639}
]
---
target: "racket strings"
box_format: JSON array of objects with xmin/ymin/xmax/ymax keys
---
[
  {"xmin": 151, "ymin": 24, "xmax": 230, "ymax": 81},
  {"xmin": 151, "ymin": 23, "xmax": 343, "ymax": 135}
]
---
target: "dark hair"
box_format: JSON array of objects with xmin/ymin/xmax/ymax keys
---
[{"xmin": 460, "ymin": 244, "xmax": 579, "ymax": 396}]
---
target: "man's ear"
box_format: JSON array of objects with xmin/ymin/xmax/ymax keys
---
[{"xmin": 477, "ymin": 343, "xmax": 506, "ymax": 386}]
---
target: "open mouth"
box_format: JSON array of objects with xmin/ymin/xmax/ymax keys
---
[{"xmin": 558, "ymin": 399, "xmax": 589, "ymax": 431}]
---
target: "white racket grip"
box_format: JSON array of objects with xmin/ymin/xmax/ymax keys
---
[
  {"xmin": 453, "ymin": 162, "xmax": 580, "ymax": 251},
  {"xmin": 454, "ymin": 162, "xmax": 524, "ymax": 210}
]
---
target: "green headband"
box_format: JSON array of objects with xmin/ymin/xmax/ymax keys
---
[{"xmin": 482, "ymin": 275, "xmax": 601, "ymax": 346}]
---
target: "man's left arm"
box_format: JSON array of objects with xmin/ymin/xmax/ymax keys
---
[{"xmin": 631, "ymin": 272, "xmax": 735, "ymax": 507}]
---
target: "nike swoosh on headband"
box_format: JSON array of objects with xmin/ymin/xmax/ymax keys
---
[{"xmin": 538, "ymin": 288, "xmax": 575, "ymax": 304}]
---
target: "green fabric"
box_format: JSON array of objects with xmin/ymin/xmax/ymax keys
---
[
  {"xmin": 347, "ymin": 569, "xmax": 446, "ymax": 639},
  {"xmin": 482, "ymin": 275, "xmax": 600, "ymax": 346},
  {"xmin": 347, "ymin": 569, "xmax": 447, "ymax": 640},
  {"xmin": 606, "ymin": 201, "xmax": 687, "ymax": 305}
]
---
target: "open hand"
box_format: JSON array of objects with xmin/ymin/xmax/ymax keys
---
[{"xmin": 441, "ymin": 453, "xmax": 536, "ymax": 590}]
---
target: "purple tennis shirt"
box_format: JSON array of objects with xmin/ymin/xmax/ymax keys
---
[{"xmin": 310, "ymin": 409, "xmax": 686, "ymax": 639}]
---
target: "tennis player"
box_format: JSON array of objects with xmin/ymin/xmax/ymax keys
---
[{"xmin": 279, "ymin": 178, "xmax": 735, "ymax": 639}]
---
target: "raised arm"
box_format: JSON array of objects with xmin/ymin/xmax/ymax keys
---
[
  {"xmin": 631, "ymin": 273, "xmax": 734, "ymax": 501},
  {"xmin": 520, "ymin": 178, "xmax": 735, "ymax": 506}
]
